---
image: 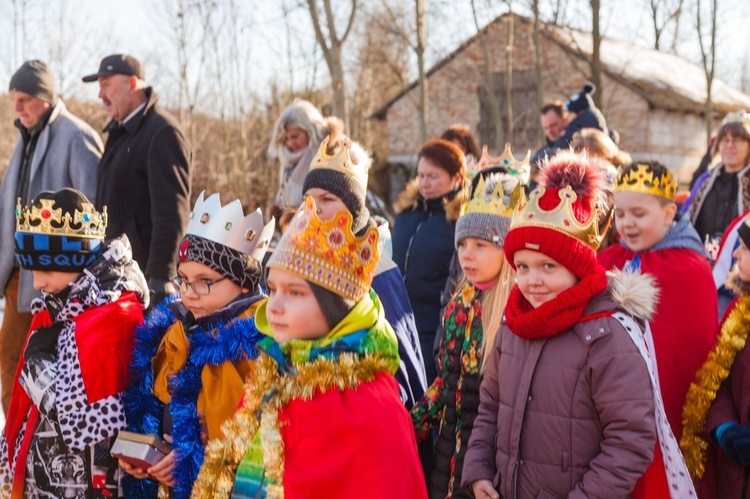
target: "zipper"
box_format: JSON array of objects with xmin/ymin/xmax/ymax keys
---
[{"xmin": 403, "ymin": 216, "xmax": 429, "ymax": 279}]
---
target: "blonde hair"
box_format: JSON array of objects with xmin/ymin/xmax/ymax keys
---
[{"xmin": 570, "ymin": 128, "xmax": 631, "ymax": 167}]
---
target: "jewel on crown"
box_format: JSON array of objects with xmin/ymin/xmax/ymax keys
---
[
  {"xmin": 465, "ymin": 175, "xmax": 523, "ymax": 219},
  {"xmin": 186, "ymin": 191, "xmax": 275, "ymax": 262},
  {"xmin": 616, "ymin": 163, "xmax": 677, "ymax": 200},
  {"xmin": 468, "ymin": 143, "xmax": 531, "ymax": 184},
  {"xmin": 511, "ymin": 185, "xmax": 609, "ymax": 250},
  {"xmin": 16, "ymin": 197, "xmax": 107, "ymax": 238},
  {"xmin": 723, "ymin": 110, "xmax": 750, "ymax": 126},
  {"xmin": 308, "ymin": 135, "xmax": 368, "ymax": 192},
  {"xmin": 269, "ymin": 196, "xmax": 379, "ymax": 302}
]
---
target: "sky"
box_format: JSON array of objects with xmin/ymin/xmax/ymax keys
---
[{"xmin": 1, "ymin": 0, "xmax": 748, "ymax": 112}]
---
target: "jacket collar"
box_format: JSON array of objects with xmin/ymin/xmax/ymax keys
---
[{"xmin": 103, "ymin": 87, "xmax": 157, "ymax": 134}]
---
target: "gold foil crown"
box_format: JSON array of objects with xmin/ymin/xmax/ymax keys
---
[
  {"xmin": 510, "ymin": 185, "xmax": 609, "ymax": 250},
  {"xmin": 468, "ymin": 143, "xmax": 531, "ymax": 184},
  {"xmin": 465, "ymin": 175, "xmax": 523, "ymax": 218},
  {"xmin": 16, "ymin": 197, "xmax": 107, "ymax": 238},
  {"xmin": 268, "ymin": 196, "xmax": 380, "ymax": 302},
  {"xmin": 616, "ymin": 163, "xmax": 677, "ymax": 200},
  {"xmin": 308, "ymin": 136, "xmax": 368, "ymax": 193}
]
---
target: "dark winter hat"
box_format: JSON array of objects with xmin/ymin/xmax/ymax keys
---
[
  {"xmin": 455, "ymin": 173, "xmax": 518, "ymax": 248},
  {"xmin": 739, "ymin": 215, "xmax": 750, "ymax": 249},
  {"xmin": 9, "ymin": 60, "xmax": 57, "ymax": 104},
  {"xmin": 302, "ymin": 137, "xmax": 371, "ymax": 233},
  {"xmin": 82, "ymin": 54, "xmax": 145, "ymax": 82},
  {"xmin": 178, "ymin": 234, "xmax": 263, "ymax": 291},
  {"xmin": 309, "ymin": 282, "xmax": 356, "ymax": 329},
  {"xmin": 566, "ymin": 83, "xmax": 596, "ymax": 114},
  {"xmin": 15, "ymin": 188, "xmax": 106, "ymax": 272}
]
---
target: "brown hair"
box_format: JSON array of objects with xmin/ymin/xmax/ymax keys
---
[
  {"xmin": 418, "ymin": 139, "xmax": 468, "ymax": 183},
  {"xmin": 540, "ymin": 100, "xmax": 565, "ymax": 117},
  {"xmin": 441, "ymin": 124, "xmax": 481, "ymax": 160},
  {"xmin": 570, "ymin": 128, "xmax": 631, "ymax": 167},
  {"xmin": 713, "ymin": 121, "xmax": 750, "ymax": 157}
]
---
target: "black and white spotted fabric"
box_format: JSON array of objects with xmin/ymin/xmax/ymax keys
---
[
  {"xmin": 180, "ymin": 234, "xmax": 262, "ymax": 291},
  {"xmin": 613, "ymin": 312, "xmax": 696, "ymax": 497}
]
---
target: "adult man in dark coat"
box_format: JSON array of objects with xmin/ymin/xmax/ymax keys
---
[
  {"xmin": 83, "ymin": 54, "xmax": 192, "ymax": 305},
  {"xmin": 0, "ymin": 60, "xmax": 102, "ymax": 413}
]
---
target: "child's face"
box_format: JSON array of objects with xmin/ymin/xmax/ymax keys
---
[
  {"xmin": 457, "ymin": 237, "xmax": 504, "ymax": 286},
  {"xmin": 513, "ymin": 249, "xmax": 578, "ymax": 308},
  {"xmin": 733, "ymin": 239, "xmax": 750, "ymax": 281},
  {"xmin": 176, "ymin": 261, "xmax": 244, "ymax": 319},
  {"xmin": 305, "ymin": 189, "xmax": 348, "ymax": 222},
  {"xmin": 32, "ymin": 270, "xmax": 80, "ymax": 294},
  {"xmin": 613, "ymin": 191, "xmax": 676, "ymax": 253},
  {"xmin": 265, "ymin": 268, "xmax": 329, "ymax": 343}
]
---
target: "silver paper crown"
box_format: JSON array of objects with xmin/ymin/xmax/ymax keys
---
[{"xmin": 186, "ymin": 191, "xmax": 275, "ymax": 262}]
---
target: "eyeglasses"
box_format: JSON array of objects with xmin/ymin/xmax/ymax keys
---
[{"xmin": 170, "ymin": 275, "xmax": 228, "ymax": 296}]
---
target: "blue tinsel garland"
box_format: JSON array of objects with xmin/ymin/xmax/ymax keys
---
[{"xmin": 121, "ymin": 297, "xmax": 262, "ymax": 498}]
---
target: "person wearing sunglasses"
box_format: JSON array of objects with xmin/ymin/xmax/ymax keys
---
[{"xmin": 119, "ymin": 192, "xmax": 274, "ymax": 498}]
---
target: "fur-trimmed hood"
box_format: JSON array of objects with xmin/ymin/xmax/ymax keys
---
[
  {"xmin": 393, "ymin": 178, "xmax": 466, "ymax": 222},
  {"xmin": 724, "ymin": 263, "xmax": 750, "ymax": 297},
  {"xmin": 607, "ymin": 267, "xmax": 659, "ymax": 322}
]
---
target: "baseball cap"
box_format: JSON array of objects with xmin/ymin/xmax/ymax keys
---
[{"xmin": 82, "ymin": 54, "xmax": 145, "ymax": 83}]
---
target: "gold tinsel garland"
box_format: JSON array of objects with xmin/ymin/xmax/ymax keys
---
[
  {"xmin": 191, "ymin": 353, "xmax": 394, "ymax": 498},
  {"xmin": 680, "ymin": 295, "xmax": 750, "ymax": 479}
]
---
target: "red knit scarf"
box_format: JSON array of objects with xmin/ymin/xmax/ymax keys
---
[{"xmin": 505, "ymin": 266, "xmax": 609, "ymax": 339}]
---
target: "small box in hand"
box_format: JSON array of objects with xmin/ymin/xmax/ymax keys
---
[{"xmin": 111, "ymin": 431, "xmax": 171, "ymax": 470}]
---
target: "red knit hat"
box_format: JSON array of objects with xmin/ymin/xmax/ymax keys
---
[{"xmin": 504, "ymin": 150, "xmax": 608, "ymax": 278}]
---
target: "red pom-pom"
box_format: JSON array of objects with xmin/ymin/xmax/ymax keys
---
[{"xmin": 539, "ymin": 150, "xmax": 605, "ymax": 202}]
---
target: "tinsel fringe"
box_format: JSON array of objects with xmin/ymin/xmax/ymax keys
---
[
  {"xmin": 680, "ymin": 295, "xmax": 750, "ymax": 479},
  {"xmin": 192, "ymin": 353, "xmax": 395, "ymax": 498}
]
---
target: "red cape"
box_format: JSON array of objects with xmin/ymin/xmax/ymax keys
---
[{"xmin": 599, "ymin": 245, "xmax": 718, "ymax": 498}]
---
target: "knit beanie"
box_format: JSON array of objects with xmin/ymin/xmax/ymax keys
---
[
  {"xmin": 739, "ymin": 216, "xmax": 750, "ymax": 249},
  {"xmin": 179, "ymin": 192, "xmax": 275, "ymax": 291},
  {"xmin": 9, "ymin": 60, "xmax": 57, "ymax": 104},
  {"xmin": 455, "ymin": 172, "xmax": 518, "ymax": 248},
  {"xmin": 15, "ymin": 188, "xmax": 106, "ymax": 272},
  {"xmin": 566, "ymin": 83, "xmax": 595, "ymax": 114},
  {"xmin": 503, "ymin": 151, "xmax": 607, "ymax": 279},
  {"xmin": 303, "ymin": 138, "xmax": 372, "ymax": 233}
]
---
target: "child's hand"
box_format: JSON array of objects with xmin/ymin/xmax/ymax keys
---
[
  {"xmin": 147, "ymin": 434, "xmax": 176, "ymax": 487},
  {"xmin": 118, "ymin": 459, "xmax": 149, "ymax": 480},
  {"xmin": 472, "ymin": 479, "xmax": 499, "ymax": 499}
]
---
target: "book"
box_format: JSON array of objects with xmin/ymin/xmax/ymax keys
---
[{"xmin": 110, "ymin": 430, "xmax": 171, "ymax": 470}]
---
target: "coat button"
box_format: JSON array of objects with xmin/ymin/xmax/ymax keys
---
[
  {"xmin": 598, "ymin": 327, "xmax": 605, "ymax": 333},
  {"xmin": 585, "ymin": 335, "xmax": 592, "ymax": 341},
  {"xmin": 527, "ymin": 395, "xmax": 532, "ymax": 402}
]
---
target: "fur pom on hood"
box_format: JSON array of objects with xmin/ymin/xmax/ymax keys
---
[
  {"xmin": 393, "ymin": 178, "xmax": 466, "ymax": 222},
  {"xmin": 607, "ymin": 267, "xmax": 659, "ymax": 322},
  {"xmin": 724, "ymin": 264, "xmax": 750, "ymax": 297}
]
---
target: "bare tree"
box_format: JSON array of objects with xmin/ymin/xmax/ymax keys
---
[
  {"xmin": 589, "ymin": 0, "xmax": 602, "ymax": 108},
  {"xmin": 472, "ymin": 0, "xmax": 504, "ymax": 150},
  {"xmin": 306, "ymin": 0, "xmax": 358, "ymax": 121},
  {"xmin": 647, "ymin": 0, "xmax": 685, "ymax": 52},
  {"xmin": 694, "ymin": 0, "xmax": 717, "ymax": 142}
]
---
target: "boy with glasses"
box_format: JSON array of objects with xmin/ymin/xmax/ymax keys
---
[{"xmin": 120, "ymin": 192, "xmax": 274, "ymax": 498}]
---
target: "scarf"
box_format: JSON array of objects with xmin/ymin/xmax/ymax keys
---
[{"xmin": 505, "ymin": 266, "xmax": 608, "ymax": 339}]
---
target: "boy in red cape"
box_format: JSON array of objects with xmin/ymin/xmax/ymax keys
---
[
  {"xmin": 599, "ymin": 161, "xmax": 718, "ymax": 497},
  {"xmin": 0, "ymin": 188, "xmax": 148, "ymax": 498}
]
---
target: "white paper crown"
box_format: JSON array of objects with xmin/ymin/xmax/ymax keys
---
[{"xmin": 186, "ymin": 191, "xmax": 275, "ymax": 262}]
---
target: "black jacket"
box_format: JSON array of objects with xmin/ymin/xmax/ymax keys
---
[{"xmin": 96, "ymin": 88, "xmax": 191, "ymax": 282}]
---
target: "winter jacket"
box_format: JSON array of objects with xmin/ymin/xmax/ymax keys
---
[
  {"xmin": 0, "ymin": 236, "xmax": 147, "ymax": 498},
  {"xmin": 96, "ymin": 87, "xmax": 192, "ymax": 284},
  {"xmin": 412, "ymin": 282, "xmax": 485, "ymax": 499},
  {"xmin": 392, "ymin": 180, "xmax": 465, "ymax": 341},
  {"xmin": 0, "ymin": 99, "xmax": 102, "ymax": 311},
  {"xmin": 462, "ymin": 271, "xmax": 658, "ymax": 499}
]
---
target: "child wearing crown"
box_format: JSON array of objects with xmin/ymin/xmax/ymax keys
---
[
  {"xmin": 119, "ymin": 192, "xmax": 274, "ymax": 498},
  {"xmin": 410, "ymin": 172, "xmax": 518, "ymax": 499},
  {"xmin": 682, "ymin": 213, "xmax": 750, "ymax": 498},
  {"xmin": 0, "ymin": 188, "xmax": 148, "ymax": 498},
  {"xmin": 462, "ymin": 151, "xmax": 695, "ymax": 498},
  {"xmin": 192, "ymin": 197, "xmax": 427, "ymax": 498},
  {"xmin": 301, "ymin": 136, "xmax": 427, "ymax": 409},
  {"xmin": 598, "ymin": 161, "xmax": 718, "ymax": 497}
]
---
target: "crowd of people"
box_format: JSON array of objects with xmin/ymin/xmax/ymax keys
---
[{"xmin": 1, "ymin": 54, "xmax": 750, "ymax": 499}]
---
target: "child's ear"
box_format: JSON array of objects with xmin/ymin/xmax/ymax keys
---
[{"xmin": 664, "ymin": 202, "xmax": 678, "ymax": 225}]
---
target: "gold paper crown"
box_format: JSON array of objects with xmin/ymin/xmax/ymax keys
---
[
  {"xmin": 510, "ymin": 186, "xmax": 609, "ymax": 250},
  {"xmin": 468, "ymin": 143, "xmax": 531, "ymax": 184},
  {"xmin": 616, "ymin": 163, "xmax": 677, "ymax": 200},
  {"xmin": 268, "ymin": 196, "xmax": 379, "ymax": 302},
  {"xmin": 16, "ymin": 197, "xmax": 107, "ymax": 238},
  {"xmin": 308, "ymin": 136, "xmax": 368, "ymax": 193},
  {"xmin": 723, "ymin": 110, "xmax": 750, "ymax": 126},
  {"xmin": 465, "ymin": 175, "xmax": 523, "ymax": 218}
]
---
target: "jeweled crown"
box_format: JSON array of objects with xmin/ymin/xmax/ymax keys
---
[
  {"xmin": 16, "ymin": 197, "xmax": 107, "ymax": 238},
  {"xmin": 465, "ymin": 176, "xmax": 523, "ymax": 218},
  {"xmin": 308, "ymin": 136, "xmax": 368, "ymax": 193},
  {"xmin": 268, "ymin": 196, "xmax": 379, "ymax": 302},
  {"xmin": 510, "ymin": 185, "xmax": 608, "ymax": 250},
  {"xmin": 186, "ymin": 191, "xmax": 275, "ymax": 262},
  {"xmin": 723, "ymin": 110, "xmax": 750, "ymax": 126},
  {"xmin": 616, "ymin": 163, "xmax": 677, "ymax": 200},
  {"xmin": 468, "ymin": 143, "xmax": 531, "ymax": 184}
]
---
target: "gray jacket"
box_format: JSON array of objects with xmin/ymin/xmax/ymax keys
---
[{"xmin": 0, "ymin": 100, "xmax": 102, "ymax": 311}]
